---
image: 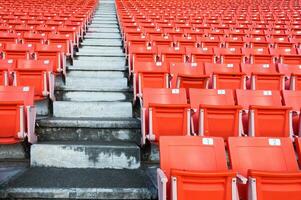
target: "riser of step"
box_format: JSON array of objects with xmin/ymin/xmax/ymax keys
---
[
  {"xmin": 0, "ymin": 144, "xmax": 26, "ymax": 160},
  {"xmin": 85, "ymin": 31, "xmax": 121, "ymax": 39},
  {"xmin": 55, "ymin": 91, "xmax": 131, "ymax": 102},
  {"xmin": 77, "ymin": 47, "xmax": 124, "ymax": 56},
  {"xmin": 72, "ymin": 57, "xmax": 126, "ymax": 71},
  {"xmin": 82, "ymin": 39, "xmax": 122, "ymax": 46},
  {"xmin": 36, "ymin": 127, "xmax": 141, "ymax": 144},
  {"xmin": 35, "ymin": 99, "xmax": 49, "ymax": 116},
  {"xmin": 31, "ymin": 142, "xmax": 140, "ymax": 169},
  {"xmin": 67, "ymin": 70, "xmax": 125, "ymax": 78},
  {"xmin": 65, "ymin": 77, "xmax": 128, "ymax": 89},
  {"xmin": 53, "ymin": 101, "xmax": 132, "ymax": 118}
]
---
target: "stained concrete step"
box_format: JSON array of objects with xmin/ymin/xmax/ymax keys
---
[
  {"xmin": 89, "ymin": 24, "xmax": 119, "ymax": 28},
  {"xmin": 0, "ymin": 162, "xmax": 28, "ymax": 187},
  {"xmin": 67, "ymin": 70, "xmax": 124, "ymax": 78},
  {"xmin": 30, "ymin": 141, "xmax": 140, "ymax": 169},
  {"xmin": 53, "ymin": 101, "xmax": 132, "ymax": 118},
  {"xmin": 0, "ymin": 144, "xmax": 27, "ymax": 160},
  {"xmin": 85, "ymin": 32, "xmax": 121, "ymax": 39},
  {"xmin": 87, "ymin": 27, "xmax": 120, "ymax": 33},
  {"xmin": 77, "ymin": 46, "xmax": 124, "ymax": 56},
  {"xmin": 65, "ymin": 76, "xmax": 127, "ymax": 89},
  {"xmin": 71, "ymin": 57, "xmax": 126, "ymax": 71},
  {"xmin": 57, "ymin": 91, "xmax": 130, "ymax": 102},
  {"xmin": 82, "ymin": 38, "xmax": 122, "ymax": 46},
  {"xmin": 0, "ymin": 167, "xmax": 155, "ymax": 199},
  {"xmin": 36, "ymin": 117, "xmax": 141, "ymax": 143}
]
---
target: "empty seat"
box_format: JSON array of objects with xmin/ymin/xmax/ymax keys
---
[
  {"xmin": 229, "ymin": 137, "xmax": 301, "ymax": 200},
  {"xmin": 241, "ymin": 63, "xmax": 284, "ymax": 90},
  {"xmin": 14, "ymin": 59, "xmax": 55, "ymax": 100},
  {"xmin": 4, "ymin": 43, "xmax": 34, "ymax": 61},
  {"xmin": 169, "ymin": 62, "xmax": 209, "ymax": 90},
  {"xmin": 282, "ymin": 90, "xmax": 301, "ymax": 135},
  {"xmin": 158, "ymin": 136, "xmax": 237, "ymax": 200},
  {"xmin": 133, "ymin": 61, "xmax": 169, "ymax": 99},
  {"xmin": 190, "ymin": 88, "xmax": 243, "ymax": 138},
  {"xmin": 278, "ymin": 64, "xmax": 301, "ymax": 90},
  {"xmin": 129, "ymin": 46, "xmax": 157, "ymax": 74},
  {"xmin": 35, "ymin": 44, "xmax": 66, "ymax": 75},
  {"xmin": 0, "ymin": 59, "xmax": 15, "ymax": 86},
  {"xmin": 150, "ymin": 35, "xmax": 173, "ymax": 48},
  {"xmin": 205, "ymin": 63, "xmax": 246, "ymax": 89},
  {"xmin": 222, "ymin": 36, "xmax": 246, "ymax": 48},
  {"xmin": 22, "ymin": 32, "xmax": 46, "ymax": 45},
  {"xmin": 188, "ymin": 47, "xmax": 215, "ymax": 63},
  {"xmin": 270, "ymin": 47, "xmax": 301, "ymax": 64},
  {"xmin": 158, "ymin": 47, "xmax": 186, "ymax": 64},
  {"xmin": 0, "ymin": 86, "xmax": 37, "ymax": 144},
  {"xmin": 294, "ymin": 138, "xmax": 301, "ymax": 166},
  {"xmin": 141, "ymin": 88, "xmax": 190, "ymax": 142},
  {"xmin": 47, "ymin": 33, "xmax": 73, "ymax": 57},
  {"xmin": 214, "ymin": 47, "xmax": 245, "ymax": 64},
  {"xmin": 236, "ymin": 89, "xmax": 292, "ymax": 137},
  {"xmin": 242, "ymin": 47, "xmax": 275, "ymax": 64}
]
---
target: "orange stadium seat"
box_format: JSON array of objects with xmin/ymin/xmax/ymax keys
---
[
  {"xmin": 158, "ymin": 136, "xmax": 237, "ymax": 200},
  {"xmin": 229, "ymin": 137, "xmax": 301, "ymax": 200}
]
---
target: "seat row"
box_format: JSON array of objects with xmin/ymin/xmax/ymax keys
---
[
  {"xmin": 0, "ymin": 59, "xmax": 55, "ymax": 100},
  {"xmin": 141, "ymin": 88, "xmax": 301, "ymax": 143},
  {"xmin": 133, "ymin": 62, "xmax": 301, "ymax": 98},
  {"xmin": 158, "ymin": 136, "xmax": 301, "ymax": 200}
]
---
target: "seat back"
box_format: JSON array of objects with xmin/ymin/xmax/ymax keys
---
[
  {"xmin": 160, "ymin": 136, "xmax": 233, "ymax": 200},
  {"xmin": 282, "ymin": 90, "xmax": 301, "ymax": 111},
  {"xmin": 205, "ymin": 63, "xmax": 245, "ymax": 89},
  {"xmin": 190, "ymin": 89, "xmax": 242, "ymax": 138},
  {"xmin": 143, "ymin": 88, "xmax": 189, "ymax": 141},
  {"xmin": 229, "ymin": 137, "xmax": 299, "ymax": 200},
  {"xmin": 169, "ymin": 62, "xmax": 208, "ymax": 89}
]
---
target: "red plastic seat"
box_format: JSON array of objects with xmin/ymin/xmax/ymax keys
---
[
  {"xmin": 222, "ymin": 36, "xmax": 246, "ymax": 48},
  {"xmin": 0, "ymin": 86, "xmax": 37, "ymax": 144},
  {"xmin": 190, "ymin": 88, "xmax": 243, "ymax": 138},
  {"xmin": 22, "ymin": 32, "xmax": 46, "ymax": 45},
  {"xmin": 229, "ymin": 137, "xmax": 301, "ymax": 200},
  {"xmin": 133, "ymin": 61, "xmax": 169, "ymax": 100},
  {"xmin": 236, "ymin": 89, "xmax": 292, "ymax": 137},
  {"xmin": 244, "ymin": 36, "xmax": 270, "ymax": 48},
  {"xmin": 35, "ymin": 44, "xmax": 66, "ymax": 75},
  {"xmin": 282, "ymin": 90, "xmax": 301, "ymax": 135},
  {"xmin": 205, "ymin": 63, "xmax": 246, "ymax": 89},
  {"xmin": 169, "ymin": 62, "xmax": 209, "ymax": 90},
  {"xmin": 242, "ymin": 47, "xmax": 275, "ymax": 64},
  {"xmin": 270, "ymin": 47, "xmax": 301, "ymax": 64},
  {"xmin": 126, "ymin": 35, "xmax": 149, "ymax": 55},
  {"xmin": 14, "ymin": 59, "xmax": 55, "ymax": 100},
  {"xmin": 294, "ymin": 138, "xmax": 301, "ymax": 166},
  {"xmin": 0, "ymin": 32, "xmax": 19, "ymax": 43},
  {"xmin": 188, "ymin": 47, "xmax": 215, "ymax": 63},
  {"xmin": 241, "ymin": 63, "xmax": 284, "ymax": 90},
  {"xmin": 141, "ymin": 88, "xmax": 190, "ymax": 142},
  {"xmin": 174, "ymin": 36, "xmax": 197, "ymax": 48},
  {"xmin": 278, "ymin": 64, "xmax": 301, "ymax": 90},
  {"xmin": 198, "ymin": 36, "xmax": 221, "ymax": 48},
  {"xmin": 158, "ymin": 46, "xmax": 186, "ymax": 64},
  {"xmin": 47, "ymin": 33, "xmax": 73, "ymax": 57},
  {"xmin": 0, "ymin": 59, "xmax": 15, "ymax": 86},
  {"xmin": 158, "ymin": 136, "xmax": 236, "ymax": 200},
  {"xmin": 130, "ymin": 46, "xmax": 157, "ymax": 74},
  {"xmin": 149, "ymin": 35, "xmax": 173, "ymax": 48},
  {"xmin": 4, "ymin": 43, "xmax": 34, "ymax": 61},
  {"xmin": 214, "ymin": 47, "xmax": 245, "ymax": 64}
]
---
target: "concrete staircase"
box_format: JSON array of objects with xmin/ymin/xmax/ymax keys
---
[{"xmin": 0, "ymin": 1, "xmax": 157, "ymax": 199}]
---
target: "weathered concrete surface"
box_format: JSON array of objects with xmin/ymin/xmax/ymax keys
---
[
  {"xmin": 0, "ymin": 167, "xmax": 155, "ymax": 199},
  {"xmin": 35, "ymin": 99, "xmax": 49, "ymax": 116},
  {"xmin": 53, "ymin": 101, "xmax": 132, "ymax": 118},
  {"xmin": 31, "ymin": 142, "xmax": 140, "ymax": 169},
  {"xmin": 0, "ymin": 144, "xmax": 26, "ymax": 160}
]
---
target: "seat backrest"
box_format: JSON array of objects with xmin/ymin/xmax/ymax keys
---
[
  {"xmin": 241, "ymin": 63, "xmax": 278, "ymax": 76},
  {"xmin": 143, "ymin": 88, "xmax": 187, "ymax": 109},
  {"xmin": 282, "ymin": 90, "xmax": 301, "ymax": 111},
  {"xmin": 160, "ymin": 136, "xmax": 228, "ymax": 179},
  {"xmin": 278, "ymin": 64, "xmax": 301, "ymax": 76},
  {"xmin": 229, "ymin": 137, "xmax": 299, "ymax": 177},
  {"xmin": 205, "ymin": 63, "xmax": 241, "ymax": 74},
  {"xmin": 236, "ymin": 89, "xmax": 282, "ymax": 110},
  {"xmin": 190, "ymin": 88, "xmax": 235, "ymax": 109},
  {"xmin": 16, "ymin": 59, "xmax": 53, "ymax": 71},
  {"xmin": 0, "ymin": 86, "xmax": 34, "ymax": 106}
]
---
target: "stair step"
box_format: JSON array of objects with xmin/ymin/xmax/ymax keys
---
[
  {"xmin": 36, "ymin": 117, "xmax": 141, "ymax": 143},
  {"xmin": 65, "ymin": 76, "xmax": 127, "ymax": 89},
  {"xmin": 53, "ymin": 101, "xmax": 132, "ymax": 118},
  {"xmin": 57, "ymin": 91, "xmax": 129, "ymax": 101},
  {"xmin": 77, "ymin": 46, "xmax": 124, "ymax": 56},
  {"xmin": 82, "ymin": 38, "xmax": 122, "ymax": 46},
  {"xmin": 67, "ymin": 70, "xmax": 124, "ymax": 78},
  {"xmin": 0, "ymin": 144, "xmax": 26, "ymax": 160},
  {"xmin": 85, "ymin": 31, "xmax": 121, "ymax": 39},
  {"xmin": 72, "ymin": 57, "xmax": 126, "ymax": 71},
  {"xmin": 30, "ymin": 141, "xmax": 140, "ymax": 169},
  {"xmin": 1, "ymin": 167, "xmax": 154, "ymax": 199}
]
